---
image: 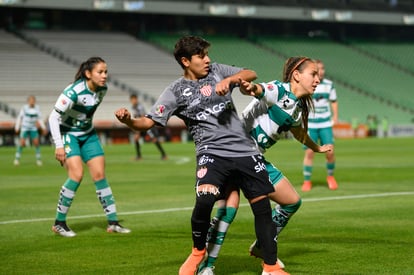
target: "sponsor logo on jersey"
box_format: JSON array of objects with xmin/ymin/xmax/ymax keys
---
[
  {"xmin": 200, "ymin": 84, "xmax": 212, "ymax": 96},
  {"xmin": 197, "ymin": 166, "xmax": 208, "ymax": 178},
  {"xmin": 61, "ymin": 99, "xmax": 67, "ymax": 105},
  {"xmin": 198, "ymin": 154, "xmax": 215, "ymax": 165},
  {"xmin": 196, "ymin": 100, "xmax": 234, "ymax": 120},
  {"xmin": 183, "ymin": 87, "xmax": 192, "ymax": 96},
  {"xmin": 155, "ymin": 105, "xmax": 165, "ymax": 116}
]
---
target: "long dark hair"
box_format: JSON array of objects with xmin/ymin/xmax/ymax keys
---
[
  {"xmin": 283, "ymin": 56, "xmax": 315, "ymax": 135},
  {"xmin": 74, "ymin": 57, "xmax": 106, "ymax": 81}
]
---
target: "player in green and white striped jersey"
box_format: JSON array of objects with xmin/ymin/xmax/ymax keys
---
[
  {"xmin": 14, "ymin": 95, "xmax": 47, "ymax": 166},
  {"xmin": 198, "ymin": 57, "xmax": 333, "ymax": 275},
  {"xmin": 302, "ymin": 60, "xmax": 339, "ymax": 192},
  {"xmin": 48, "ymin": 57, "xmax": 130, "ymax": 237}
]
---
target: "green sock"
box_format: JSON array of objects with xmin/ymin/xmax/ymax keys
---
[
  {"xmin": 15, "ymin": 146, "xmax": 22, "ymax": 160},
  {"xmin": 95, "ymin": 179, "xmax": 118, "ymax": 222},
  {"xmin": 204, "ymin": 207, "xmax": 238, "ymax": 268},
  {"xmin": 272, "ymin": 199, "xmax": 302, "ymax": 235},
  {"xmin": 56, "ymin": 179, "xmax": 80, "ymax": 222},
  {"xmin": 35, "ymin": 146, "xmax": 41, "ymax": 160},
  {"xmin": 327, "ymin": 162, "xmax": 335, "ymax": 176},
  {"xmin": 303, "ymin": 165, "xmax": 313, "ymax": 181}
]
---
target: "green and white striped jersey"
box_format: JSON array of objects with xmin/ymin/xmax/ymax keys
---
[
  {"xmin": 242, "ymin": 80, "xmax": 302, "ymax": 153},
  {"xmin": 15, "ymin": 104, "xmax": 44, "ymax": 132},
  {"xmin": 52, "ymin": 78, "xmax": 106, "ymax": 137},
  {"xmin": 308, "ymin": 78, "xmax": 337, "ymax": 129}
]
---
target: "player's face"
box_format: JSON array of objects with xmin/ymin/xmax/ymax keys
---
[
  {"xmin": 27, "ymin": 96, "xmax": 36, "ymax": 107},
  {"xmin": 183, "ymin": 50, "xmax": 211, "ymax": 80},
  {"xmin": 86, "ymin": 62, "xmax": 108, "ymax": 92},
  {"xmin": 299, "ymin": 62, "xmax": 320, "ymax": 95}
]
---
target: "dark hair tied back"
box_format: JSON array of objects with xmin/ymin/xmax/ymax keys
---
[{"xmin": 74, "ymin": 57, "xmax": 106, "ymax": 81}]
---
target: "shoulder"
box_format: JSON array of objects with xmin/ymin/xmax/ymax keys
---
[{"xmin": 321, "ymin": 78, "xmax": 334, "ymax": 86}]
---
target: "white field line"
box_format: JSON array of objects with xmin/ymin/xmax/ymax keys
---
[{"xmin": 1, "ymin": 191, "xmax": 414, "ymax": 225}]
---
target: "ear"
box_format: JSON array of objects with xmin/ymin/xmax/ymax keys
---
[
  {"xmin": 181, "ymin": 57, "xmax": 191, "ymax": 68},
  {"xmin": 292, "ymin": 70, "xmax": 300, "ymax": 83},
  {"xmin": 84, "ymin": 70, "xmax": 92, "ymax": 79}
]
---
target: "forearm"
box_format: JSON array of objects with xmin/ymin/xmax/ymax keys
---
[
  {"xmin": 291, "ymin": 127, "xmax": 320, "ymax": 152},
  {"xmin": 48, "ymin": 109, "xmax": 63, "ymax": 148},
  {"xmin": 124, "ymin": 116, "xmax": 155, "ymax": 132},
  {"xmin": 230, "ymin": 69, "xmax": 257, "ymax": 83}
]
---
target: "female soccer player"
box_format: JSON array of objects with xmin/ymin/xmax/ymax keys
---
[
  {"xmin": 198, "ymin": 57, "xmax": 333, "ymax": 275},
  {"xmin": 115, "ymin": 36, "xmax": 281, "ymax": 275},
  {"xmin": 49, "ymin": 57, "xmax": 130, "ymax": 237},
  {"xmin": 14, "ymin": 95, "xmax": 47, "ymax": 166}
]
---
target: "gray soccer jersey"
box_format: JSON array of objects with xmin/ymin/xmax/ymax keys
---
[
  {"xmin": 242, "ymin": 80, "xmax": 302, "ymax": 153},
  {"xmin": 147, "ymin": 63, "xmax": 258, "ymax": 157}
]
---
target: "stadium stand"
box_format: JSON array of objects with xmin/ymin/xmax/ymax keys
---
[{"xmin": 146, "ymin": 33, "xmax": 413, "ymax": 124}]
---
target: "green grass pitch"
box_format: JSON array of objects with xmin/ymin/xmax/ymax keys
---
[{"xmin": 1, "ymin": 137, "xmax": 413, "ymax": 274}]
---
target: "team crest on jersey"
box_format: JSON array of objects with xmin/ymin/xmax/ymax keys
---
[
  {"xmin": 200, "ymin": 85, "xmax": 212, "ymax": 96},
  {"xmin": 155, "ymin": 105, "xmax": 165, "ymax": 116},
  {"xmin": 61, "ymin": 99, "xmax": 67, "ymax": 105},
  {"xmin": 197, "ymin": 166, "xmax": 208, "ymax": 178}
]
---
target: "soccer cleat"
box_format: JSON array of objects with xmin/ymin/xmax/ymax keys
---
[
  {"xmin": 52, "ymin": 222, "xmax": 76, "ymax": 237},
  {"xmin": 36, "ymin": 160, "xmax": 43, "ymax": 166},
  {"xmin": 107, "ymin": 222, "xmax": 131, "ymax": 233},
  {"xmin": 262, "ymin": 262, "xmax": 290, "ymax": 275},
  {"xmin": 13, "ymin": 159, "xmax": 19, "ymax": 166},
  {"xmin": 197, "ymin": 266, "xmax": 215, "ymax": 275},
  {"xmin": 179, "ymin": 247, "xmax": 207, "ymax": 275},
  {"xmin": 326, "ymin": 176, "xmax": 338, "ymax": 190},
  {"xmin": 249, "ymin": 240, "xmax": 285, "ymax": 269},
  {"xmin": 301, "ymin": 180, "xmax": 312, "ymax": 192}
]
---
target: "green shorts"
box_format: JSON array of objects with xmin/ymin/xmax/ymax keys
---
[
  {"xmin": 264, "ymin": 158, "xmax": 284, "ymax": 186},
  {"xmin": 20, "ymin": 129, "xmax": 39, "ymax": 140},
  {"xmin": 62, "ymin": 131, "xmax": 104, "ymax": 162},
  {"xmin": 304, "ymin": 126, "xmax": 334, "ymax": 149}
]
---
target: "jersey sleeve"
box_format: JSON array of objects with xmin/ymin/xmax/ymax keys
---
[
  {"xmin": 14, "ymin": 108, "xmax": 24, "ymax": 131},
  {"xmin": 147, "ymin": 86, "xmax": 178, "ymax": 127},
  {"xmin": 259, "ymin": 80, "xmax": 282, "ymax": 107},
  {"xmin": 53, "ymin": 90, "xmax": 75, "ymax": 114}
]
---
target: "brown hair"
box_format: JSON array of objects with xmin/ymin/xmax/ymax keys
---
[
  {"xmin": 283, "ymin": 56, "xmax": 315, "ymax": 136},
  {"xmin": 74, "ymin": 57, "xmax": 106, "ymax": 81}
]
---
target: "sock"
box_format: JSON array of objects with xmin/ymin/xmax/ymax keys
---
[
  {"xmin": 95, "ymin": 178, "xmax": 118, "ymax": 222},
  {"xmin": 35, "ymin": 146, "xmax": 41, "ymax": 160},
  {"xmin": 303, "ymin": 165, "xmax": 313, "ymax": 181},
  {"xmin": 135, "ymin": 140, "xmax": 141, "ymax": 158},
  {"xmin": 251, "ymin": 198, "xmax": 277, "ymax": 265},
  {"xmin": 327, "ymin": 162, "xmax": 335, "ymax": 176},
  {"xmin": 272, "ymin": 199, "xmax": 302, "ymax": 235},
  {"xmin": 154, "ymin": 141, "xmax": 167, "ymax": 157},
  {"xmin": 15, "ymin": 145, "xmax": 22, "ymax": 160},
  {"xmin": 191, "ymin": 193, "xmax": 216, "ymax": 250},
  {"xmin": 56, "ymin": 179, "xmax": 80, "ymax": 222},
  {"xmin": 204, "ymin": 207, "xmax": 237, "ymax": 267}
]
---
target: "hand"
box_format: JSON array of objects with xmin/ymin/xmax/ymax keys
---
[
  {"xmin": 215, "ymin": 78, "xmax": 232, "ymax": 96},
  {"xmin": 115, "ymin": 108, "xmax": 131, "ymax": 123},
  {"xmin": 55, "ymin": 147, "xmax": 66, "ymax": 166},
  {"xmin": 239, "ymin": 78, "xmax": 257, "ymax": 96},
  {"xmin": 318, "ymin": 144, "xmax": 333, "ymax": 153}
]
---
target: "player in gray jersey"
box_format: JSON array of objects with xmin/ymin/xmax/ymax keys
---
[
  {"xmin": 115, "ymin": 36, "xmax": 280, "ymax": 275},
  {"xmin": 49, "ymin": 57, "xmax": 130, "ymax": 237},
  {"xmin": 14, "ymin": 95, "xmax": 47, "ymax": 166},
  {"xmin": 198, "ymin": 57, "xmax": 333, "ymax": 275}
]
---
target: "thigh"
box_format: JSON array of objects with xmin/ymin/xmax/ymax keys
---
[
  {"xmin": 234, "ymin": 154, "xmax": 274, "ymax": 200},
  {"xmin": 196, "ymin": 154, "xmax": 231, "ymax": 196},
  {"xmin": 80, "ymin": 132, "xmax": 104, "ymax": 162},
  {"xmin": 319, "ymin": 127, "xmax": 334, "ymax": 145}
]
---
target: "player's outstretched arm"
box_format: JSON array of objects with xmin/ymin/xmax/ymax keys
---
[
  {"xmin": 290, "ymin": 126, "xmax": 332, "ymax": 153},
  {"xmin": 115, "ymin": 108, "xmax": 155, "ymax": 131}
]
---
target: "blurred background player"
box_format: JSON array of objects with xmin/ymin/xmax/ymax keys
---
[
  {"xmin": 302, "ymin": 59, "xmax": 339, "ymax": 192},
  {"xmin": 14, "ymin": 95, "xmax": 47, "ymax": 166},
  {"xmin": 49, "ymin": 57, "xmax": 130, "ymax": 237},
  {"xmin": 129, "ymin": 94, "xmax": 167, "ymax": 160}
]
